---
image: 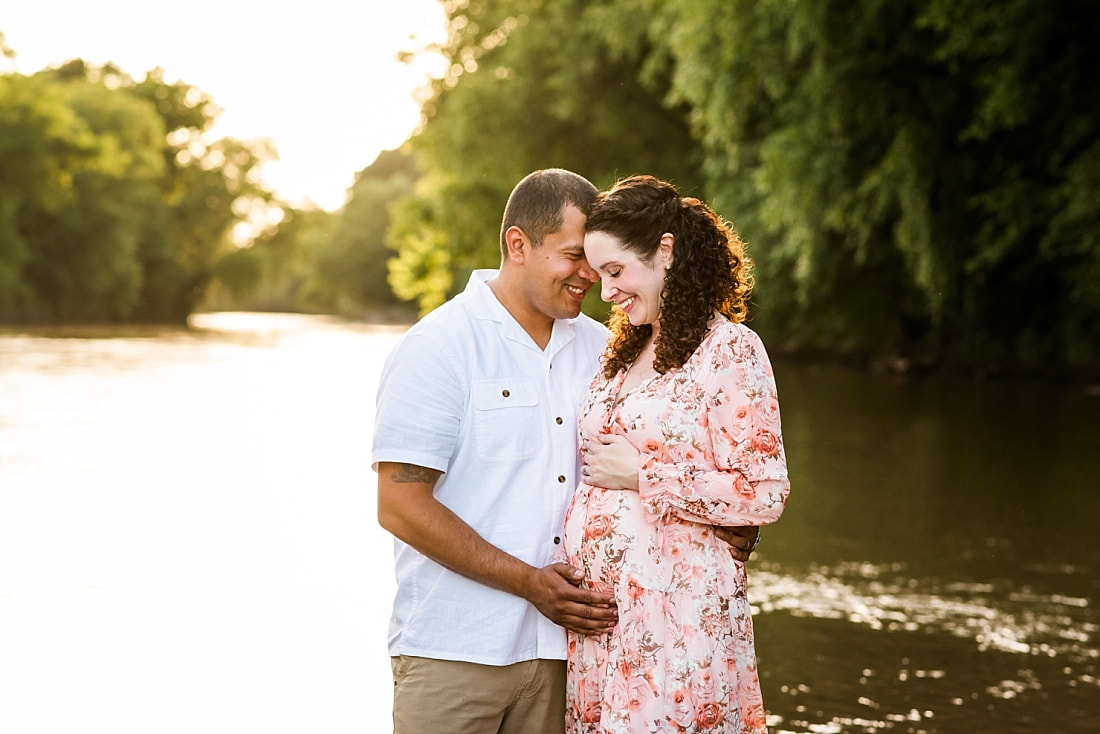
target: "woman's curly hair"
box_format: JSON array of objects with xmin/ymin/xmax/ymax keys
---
[{"xmin": 586, "ymin": 175, "xmax": 754, "ymax": 379}]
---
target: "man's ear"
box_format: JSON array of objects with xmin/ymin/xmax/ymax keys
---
[{"xmin": 503, "ymin": 225, "xmax": 529, "ymax": 264}]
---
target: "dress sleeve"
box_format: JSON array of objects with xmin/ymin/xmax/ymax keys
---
[{"xmin": 636, "ymin": 326, "xmax": 790, "ymax": 526}]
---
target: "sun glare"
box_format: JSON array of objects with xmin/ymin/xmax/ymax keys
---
[{"xmin": 1, "ymin": 0, "xmax": 447, "ymax": 212}]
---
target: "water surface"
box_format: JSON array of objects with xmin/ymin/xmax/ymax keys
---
[
  {"xmin": 1, "ymin": 313, "xmax": 1095, "ymax": 733},
  {"xmin": 756, "ymin": 361, "xmax": 1099, "ymax": 733}
]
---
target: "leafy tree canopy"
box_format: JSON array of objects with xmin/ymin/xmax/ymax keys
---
[{"xmin": 389, "ymin": 0, "xmax": 1099, "ymax": 376}]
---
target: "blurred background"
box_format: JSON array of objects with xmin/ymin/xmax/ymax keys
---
[{"xmin": 1, "ymin": 1, "xmax": 1097, "ymax": 732}]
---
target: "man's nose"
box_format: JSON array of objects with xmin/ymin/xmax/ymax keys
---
[{"xmin": 578, "ymin": 260, "xmax": 599, "ymax": 283}]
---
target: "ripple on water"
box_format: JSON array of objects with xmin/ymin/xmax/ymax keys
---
[
  {"xmin": 751, "ymin": 562, "xmax": 1096, "ymax": 665},
  {"xmin": 751, "ymin": 561, "xmax": 1098, "ymax": 732}
]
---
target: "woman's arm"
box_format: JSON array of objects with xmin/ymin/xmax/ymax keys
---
[{"xmin": 636, "ymin": 327, "xmax": 790, "ymax": 526}]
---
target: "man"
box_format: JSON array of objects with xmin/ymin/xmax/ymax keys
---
[{"xmin": 373, "ymin": 169, "xmax": 757, "ymax": 734}]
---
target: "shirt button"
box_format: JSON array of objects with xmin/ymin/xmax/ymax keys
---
[
  {"xmin": 555, "ymin": 417, "xmax": 563, "ymax": 425},
  {"xmin": 502, "ymin": 389, "xmax": 510, "ymax": 397},
  {"xmin": 553, "ymin": 536, "xmax": 561, "ymax": 545},
  {"xmin": 557, "ymin": 475, "xmax": 566, "ymax": 483}
]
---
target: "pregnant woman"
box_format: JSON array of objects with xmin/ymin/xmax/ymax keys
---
[{"xmin": 563, "ymin": 175, "xmax": 790, "ymax": 734}]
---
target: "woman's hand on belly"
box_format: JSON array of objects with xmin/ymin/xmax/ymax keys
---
[{"xmin": 581, "ymin": 433, "xmax": 640, "ymax": 491}]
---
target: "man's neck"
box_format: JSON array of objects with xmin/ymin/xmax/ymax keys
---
[{"xmin": 486, "ymin": 275, "xmax": 554, "ymax": 350}]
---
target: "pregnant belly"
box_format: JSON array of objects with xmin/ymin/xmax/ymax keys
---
[{"xmin": 563, "ymin": 484, "xmax": 648, "ymax": 594}]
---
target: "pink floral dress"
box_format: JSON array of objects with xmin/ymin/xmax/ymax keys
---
[{"xmin": 562, "ymin": 319, "xmax": 790, "ymax": 734}]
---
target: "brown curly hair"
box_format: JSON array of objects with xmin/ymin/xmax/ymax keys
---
[{"xmin": 586, "ymin": 175, "xmax": 754, "ymax": 379}]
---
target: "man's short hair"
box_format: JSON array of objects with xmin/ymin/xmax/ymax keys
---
[{"xmin": 499, "ymin": 169, "xmax": 599, "ymax": 255}]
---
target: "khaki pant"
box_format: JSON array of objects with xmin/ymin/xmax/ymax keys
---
[{"xmin": 390, "ymin": 655, "xmax": 566, "ymax": 734}]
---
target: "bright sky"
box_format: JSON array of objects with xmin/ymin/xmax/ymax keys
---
[{"xmin": 2, "ymin": 0, "xmax": 447, "ymax": 212}]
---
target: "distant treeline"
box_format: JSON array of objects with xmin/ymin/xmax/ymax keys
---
[
  {"xmin": 0, "ymin": 42, "xmax": 415, "ymax": 326},
  {"xmin": 3, "ymin": 1, "xmax": 1099, "ymax": 379},
  {"xmin": 0, "ymin": 56, "xmax": 273, "ymax": 323}
]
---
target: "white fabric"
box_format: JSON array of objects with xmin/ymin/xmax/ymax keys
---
[{"xmin": 372, "ymin": 270, "xmax": 608, "ymax": 666}]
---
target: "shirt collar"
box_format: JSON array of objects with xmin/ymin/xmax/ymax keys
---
[{"xmin": 464, "ymin": 269, "xmax": 579, "ymax": 355}]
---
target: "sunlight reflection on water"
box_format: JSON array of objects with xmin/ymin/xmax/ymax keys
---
[
  {"xmin": 752, "ymin": 563, "xmax": 1097, "ymax": 664},
  {"xmin": 0, "ymin": 313, "xmax": 407, "ymax": 734},
  {"xmin": 753, "ymin": 559, "xmax": 1098, "ymax": 733}
]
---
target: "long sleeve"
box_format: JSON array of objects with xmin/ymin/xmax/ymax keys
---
[{"xmin": 635, "ymin": 324, "xmax": 790, "ymax": 526}]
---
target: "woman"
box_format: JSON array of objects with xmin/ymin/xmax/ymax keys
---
[{"xmin": 562, "ymin": 175, "xmax": 790, "ymax": 734}]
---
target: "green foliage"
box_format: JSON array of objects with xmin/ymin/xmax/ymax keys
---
[
  {"xmin": 0, "ymin": 69, "xmax": 157, "ymax": 321},
  {"xmin": 386, "ymin": 179, "xmax": 454, "ymax": 314},
  {"xmin": 0, "ymin": 73, "xmax": 79, "ymax": 314},
  {"xmin": 641, "ymin": 0, "xmax": 1100, "ymax": 373},
  {"xmin": 9, "ymin": 3, "xmax": 1095, "ymax": 373},
  {"xmin": 387, "ymin": 0, "xmax": 705, "ymax": 313},
  {"xmin": 206, "ymin": 205, "xmax": 328, "ymax": 313},
  {"xmin": 915, "ymin": 0, "xmax": 1100, "ymax": 371},
  {"xmin": 0, "ymin": 58, "xmax": 274, "ymax": 324},
  {"xmin": 401, "ymin": 0, "xmax": 1094, "ymax": 375},
  {"xmin": 302, "ymin": 149, "xmax": 419, "ymax": 317},
  {"xmin": 206, "ymin": 149, "xmax": 420, "ymax": 320},
  {"xmin": 386, "ymin": 0, "xmax": 1099, "ymax": 374}
]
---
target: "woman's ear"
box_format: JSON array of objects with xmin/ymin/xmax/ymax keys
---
[{"xmin": 659, "ymin": 232, "xmax": 675, "ymax": 267}]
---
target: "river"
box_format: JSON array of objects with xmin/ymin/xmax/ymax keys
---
[{"xmin": 0, "ymin": 312, "xmax": 1096, "ymax": 733}]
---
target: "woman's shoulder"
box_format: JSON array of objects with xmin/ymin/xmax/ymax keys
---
[
  {"xmin": 705, "ymin": 318, "xmax": 762, "ymax": 348},
  {"xmin": 698, "ymin": 319, "xmax": 774, "ymax": 372}
]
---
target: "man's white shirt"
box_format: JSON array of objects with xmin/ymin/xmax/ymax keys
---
[{"xmin": 372, "ymin": 270, "xmax": 607, "ymax": 665}]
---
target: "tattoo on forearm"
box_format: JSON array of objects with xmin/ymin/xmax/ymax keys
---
[{"xmin": 391, "ymin": 464, "xmax": 439, "ymax": 484}]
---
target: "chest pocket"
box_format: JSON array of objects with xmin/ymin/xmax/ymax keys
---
[{"xmin": 472, "ymin": 379, "xmax": 540, "ymax": 461}]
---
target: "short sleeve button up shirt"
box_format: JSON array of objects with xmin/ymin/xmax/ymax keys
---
[{"xmin": 372, "ymin": 270, "xmax": 608, "ymax": 665}]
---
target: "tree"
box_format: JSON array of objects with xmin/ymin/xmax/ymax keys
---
[
  {"xmin": 612, "ymin": 0, "xmax": 1100, "ymax": 373},
  {"xmin": 127, "ymin": 65, "xmax": 275, "ymax": 322},
  {"xmin": 0, "ymin": 72, "xmax": 83, "ymax": 316},
  {"xmin": 302, "ymin": 148, "xmax": 420, "ymax": 317},
  {"xmin": 0, "ymin": 57, "xmax": 276, "ymax": 324},
  {"xmin": 388, "ymin": 0, "xmax": 704, "ymax": 314},
  {"xmin": 206, "ymin": 149, "xmax": 422, "ymax": 319},
  {"xmin": 0, "ymin": 67, "xmax": 164, "ymax": 321}
]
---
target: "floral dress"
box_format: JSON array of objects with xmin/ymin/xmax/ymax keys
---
[{"xmin": 562, "ymin": 319, "xmax": 790, "ymax": 734}]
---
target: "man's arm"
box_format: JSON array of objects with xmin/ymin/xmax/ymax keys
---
[{"xmin": 377, "ymin": 461, "xmax": 616, "ymax": 634}]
